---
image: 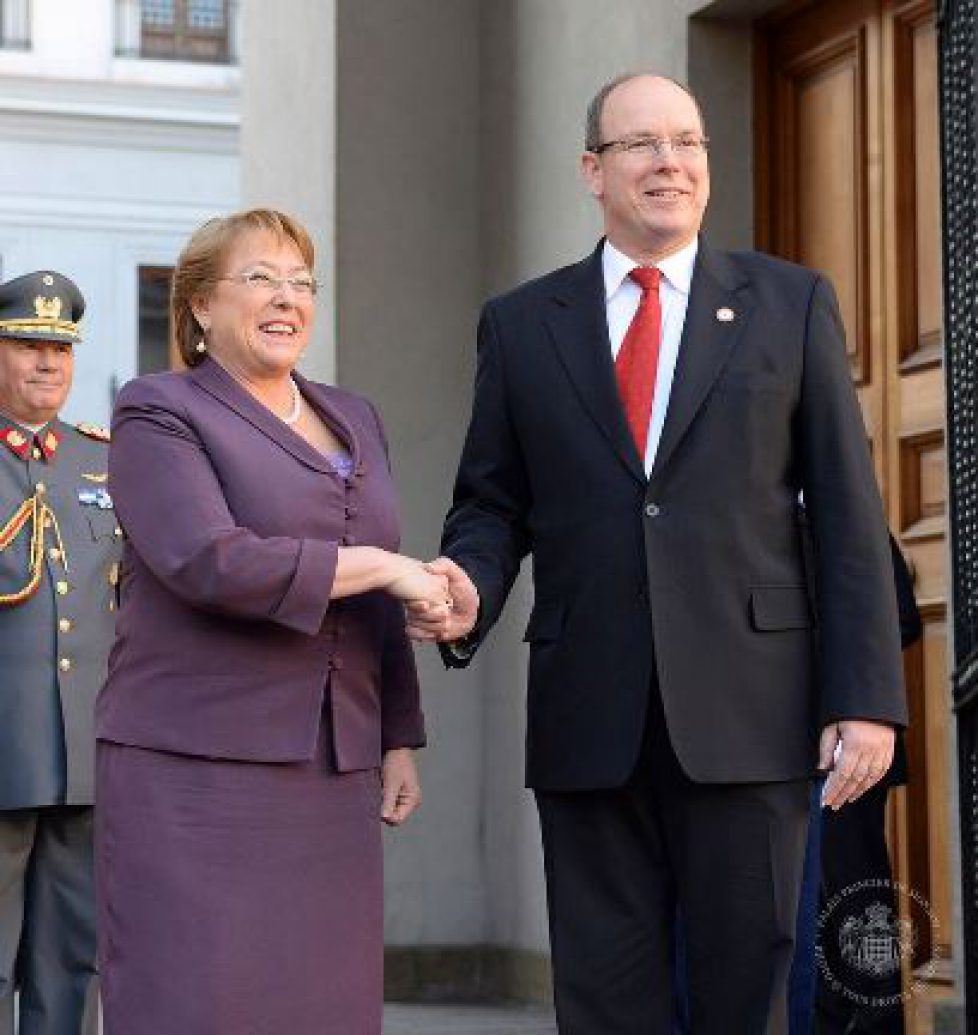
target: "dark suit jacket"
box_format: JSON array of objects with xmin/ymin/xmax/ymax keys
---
[
  {"xmin": 442, "ymin": 240, "xmax": 906, "ymax": 790},
  {"xmin": 97, "ymin": 358, "xmax": 424, "ymax": 770}
]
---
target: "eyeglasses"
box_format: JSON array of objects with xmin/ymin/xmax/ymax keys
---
[
  {"xmin": 218, "ymin": 271, "xmax": 319, "ymax": 297},
  {"xmin": 592, "ymin": 134, "xmax": 709, "ymax": 158}
]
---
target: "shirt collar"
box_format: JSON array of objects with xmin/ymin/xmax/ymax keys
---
[{"xmin": 602, "ymin": 236, "xmax": 699, "ymax": 301}]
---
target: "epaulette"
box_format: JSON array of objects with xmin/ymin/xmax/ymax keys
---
[{"xmin": 75, "ymin": 422, "xmax": 110, "ymax": 443}]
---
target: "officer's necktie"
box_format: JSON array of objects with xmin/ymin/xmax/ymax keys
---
[{"xmin": 615, "ymin": 266, "xmax": 662, "ymax": 457}]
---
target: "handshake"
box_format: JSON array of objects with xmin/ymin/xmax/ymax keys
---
[{"xmin": 390, "ymin": 555, "xmax": 480, "ymax": 644}]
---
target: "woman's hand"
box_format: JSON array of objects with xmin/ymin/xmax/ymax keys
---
[
  {"xmin": 381, "ymin": 748, "xmax": 421, "ymax": 826},
  {"xmin": 387, "ymin": 556, "xmax": 450, "ymax": 611}
]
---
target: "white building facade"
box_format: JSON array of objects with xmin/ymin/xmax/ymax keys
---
[{"xmin": 0, "ymin": 0, "xmax": 240, "ymax": 425}]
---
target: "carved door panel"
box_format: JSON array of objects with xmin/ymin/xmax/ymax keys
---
[{"xmin": 756, "ymin": 0, "xmax": 950, "ymax": 1022}]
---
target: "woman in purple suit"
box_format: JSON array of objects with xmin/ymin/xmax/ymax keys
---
[{"xmin": 96, "ymin": 209, "xmax": 447, "ymax": 1034}]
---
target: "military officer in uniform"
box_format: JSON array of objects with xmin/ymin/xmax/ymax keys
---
[{"xmin": 0, "ymin": 271, "xmax": 121, "ymax": 1035}]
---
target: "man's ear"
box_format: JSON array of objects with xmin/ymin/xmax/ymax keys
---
[{"xmin": 580, "ymin": 151, "xmax": 604, "ymax": 200}]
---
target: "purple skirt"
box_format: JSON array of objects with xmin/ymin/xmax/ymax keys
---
[{"xmin": 96, "ymin": 721, "xmax": 383, "ymax": 1035}]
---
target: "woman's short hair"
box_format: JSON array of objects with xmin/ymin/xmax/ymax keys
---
[{"xmin": 171, "ymin": 208, "xmax": 315, "ymax": 368}]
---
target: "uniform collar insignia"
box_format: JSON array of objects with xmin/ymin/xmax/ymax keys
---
[
  {"xmin": 37, "ymin": 427, "xmax": 60, "ymax": 461},
  {"xmin": 0, "ymin": 426, "xmax": 30, "ymax": 459}
]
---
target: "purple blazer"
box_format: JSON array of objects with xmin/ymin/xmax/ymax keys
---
[{"xmin": 96, "ymin": 358, "xmax": 425, "ymax": 769}]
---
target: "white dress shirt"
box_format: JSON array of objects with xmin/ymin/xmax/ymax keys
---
[{"xmin": 603, "ymin": 237, "xmax": 698, "ymax": 475}]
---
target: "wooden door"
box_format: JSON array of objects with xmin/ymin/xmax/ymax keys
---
[{"xmin": 756, "ymin": 0, "xmax": 951, "ymax": 1025}]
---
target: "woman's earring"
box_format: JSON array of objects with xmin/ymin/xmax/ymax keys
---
[{"xmin": 196, "ymin": 339, "xmax": 207, "ymax": 354}]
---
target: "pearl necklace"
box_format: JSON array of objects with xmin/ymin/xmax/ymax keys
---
[{"xmin": 282, "ymin": 378, "xmax": 302, "ymax": 425}]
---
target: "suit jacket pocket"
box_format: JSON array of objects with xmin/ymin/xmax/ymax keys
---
[
  {"xmin": 523, "ymin": 601, "xmax": 566, "ymax": 643},
  {"xmin": 749, "ymin": 585, "xmax": 812, "ymax": 631}
]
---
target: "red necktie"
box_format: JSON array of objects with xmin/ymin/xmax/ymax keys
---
[{"xmin": 615, "ymin": 267, "xmax": 662, "ymax": 457}]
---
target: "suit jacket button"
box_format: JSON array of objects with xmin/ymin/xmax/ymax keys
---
[
  {"xmin": 59, "ymin": 657, "xmax": 71, "ymax": 672},
  {"xmin": 56, "ymin": 580, "xmax": 69, "ymax": 595},
  {"xmin": 644, "ymin": 503, "xmax": 660, "ymax": 518},
  {"xmin": 59, "ymin": 618, "xmax": 72, "ymax": 633}
]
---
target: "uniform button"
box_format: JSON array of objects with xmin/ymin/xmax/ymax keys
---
[
  {"xmin": 58, "ymin": 657, "xmax": 71, "ymax": 672},
  {"xmin": 31, "ymin": 448, "xmax": 41, "ymax": 460},
  {"xmin": 59, "ymin": 618, "xmax": 72, "ymax": 633},
  {"xmin": 43, "ymin": 516, "xmax": 52, "ymax": 529},
  {"xmin": 48, "ymin": 547, "xmax": 62, "ymax": 562},
  {"xmin": 35, "ymin": 482, "xmax": 46, "ymax": 494},
  {"xmin": 56, "ymin": 580, "xmax": 69, "ymax": 595},
  {"xmin": 113, "ymin": 526, "xmax": 123, "ymax": 538},
  {"xmin": 644, "ymin": 503, "xmax": 660, "ymax": 518},
  {"xmin": 345, "ymin": 505, "xmax": 357, "ymax": 518}
]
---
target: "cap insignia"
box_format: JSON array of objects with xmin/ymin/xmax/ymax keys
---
[{"xmin": 34, "ymin": 296, "xmax": 62, "ymax": 321}]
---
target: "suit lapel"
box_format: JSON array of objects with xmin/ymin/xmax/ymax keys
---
[
  {"xmin": 650, "ymin": 242, "xmax": 753, "ymax": 482},
  {"xmin": 189, "ymin": 358, "xmax": 339, "ymax": 474},
  {"xmin": 543, "ymin": 245, "xmax": 647, "ymax": 484},
  {"xmin": 293, "ymin": 373, "xmax": 362, "ymax": 469}
]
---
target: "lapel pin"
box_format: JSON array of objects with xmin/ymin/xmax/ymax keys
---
[{"xmin": 716, "ymin": 307, "xmax": 736, "ymax": 323}]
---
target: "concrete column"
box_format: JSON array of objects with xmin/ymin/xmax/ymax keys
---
[
  {"xmin": 477, "ymin": 0, "xmax": 717, "ymax": 973},
  {"xmin": 241, "ymin": 0, "xmax": 337, "ymax": 383},
  {"xmin": 333, "ymin": 0, "xmax": 488, "ymax": 966}
]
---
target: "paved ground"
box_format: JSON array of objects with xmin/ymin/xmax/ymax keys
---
[{"xmin": 384, "ymin": 1002, "xmax": 557, "ymax": 1033}]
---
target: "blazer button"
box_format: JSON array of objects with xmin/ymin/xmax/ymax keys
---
[{"xmin": 644, "ymin": 503, "xmax": 660, "ymax": 518}]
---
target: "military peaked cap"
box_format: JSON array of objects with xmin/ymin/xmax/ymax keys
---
[{"xmin": 0, "ymin": 270, "xmax": 85, "ymax": 345}]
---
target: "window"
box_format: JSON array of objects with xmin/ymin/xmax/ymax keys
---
[
  {"xmin": 137, "ymin": 267, "xmax": 175, "ymax": 374},
  {"xmin": 115, "ymin": 0, "xmax": 238, "ymax": 64},
  {"xmin": 0, "ymin": 0, "xmax": 31, "ymax": 51}
]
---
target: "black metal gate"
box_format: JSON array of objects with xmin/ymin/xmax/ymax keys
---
[{"xmin": 941, "ymin": 0, "xmax": 978, "ymax": 1025}]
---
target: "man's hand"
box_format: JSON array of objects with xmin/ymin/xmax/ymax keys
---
[
  {"xmin": 405, "ymin": 556, "xmax": 479, "ymax": 643},
  {"xmin": 380, "ymin": 748, "xmax": 421, "ymax": 826},
  {"xmin": 819, "ymin": 720, "xmax": 895, "ymax": 810}
]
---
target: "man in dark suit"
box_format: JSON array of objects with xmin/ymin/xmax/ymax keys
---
[
  {"xmin": 408, "ymin": 74, "xmax": 906, "ymax": 1034},
  {"xmin": 0, "ymin": 272, "xmax": 120, "ymax": 1034}
]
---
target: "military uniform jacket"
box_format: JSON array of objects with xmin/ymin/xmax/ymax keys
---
[{"xmin": 0, "ymin": 419, "xmax": 121, "ymax": 809}]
